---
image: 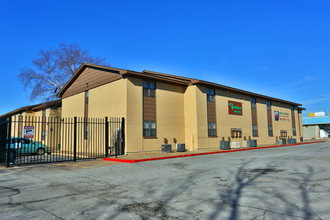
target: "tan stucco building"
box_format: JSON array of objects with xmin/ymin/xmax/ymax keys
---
[
  {"xmin": 0, "ymin": 100, "xmax": 62, "ymax": 149},
  {"xmin": 58, "ymin": 63, "xmax": 304, "ymax": 154}
]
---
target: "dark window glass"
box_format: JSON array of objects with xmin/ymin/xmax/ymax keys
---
[
  {"xmin": 85, "ymin": 90, "xmax": 89, "ymax": 104},
  {"xmin": 292, "ymin": 127, "xmax": 296, "ymax": 136},
  {"xmin": 252, "ymin": 124, "xmax": 258, "ymax": 137},
  {"xmin": 268, "ymin": 126, "xmax": 273, "ymax": 136},
  {"xmin": 206, "ymin": 88, "xmax": 215, "ymax": 102},
  {"xmin": 251, "ymin": 97, "xmax": 256, "ymax": 109},
  {"xmin": 143, "ymin": 81, "xmax": 156, "ymax": 97},
  {"xmin": 266, "ymin": 100, "xmax": 271, "ymax": 111},
  {"xmin": 208, "ymin": 122, "xmax": 216, "ymax": 136},
  {"xmin": 143, "ymin": 121, "xmax": 156, "ymax": 137}
]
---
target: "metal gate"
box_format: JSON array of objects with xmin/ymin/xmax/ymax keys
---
[{"xmin": 0, "ymin": 116, "xmax": 125, "ymax": 167}]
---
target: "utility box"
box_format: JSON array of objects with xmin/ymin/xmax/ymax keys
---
[
  {"xmin": 161, "ymin": 144, "xmax": 172, "ymax": 153},
  {"xmin": 175, "ymin": 143, "xmax": 185, "ymax": 152},
  {"xmin": 242, "ymin": 140, "xmax": 250, "ymax": 148},
  {"xmin": 230, "ymin": 141, "xmax": 240, "ymax": 149},
  {"xmin": 276, "ymin": 139, "xmax": 283, "ymax": 145},
  {"xmin": 220, "ymin": 141, "xmax": 230, "ymax": 150},
  {"xmin": 281, "ymin": 138, "xmax": 287, "ymax": 145},
  {"xmin": 288, "ymin": 138, "xmax": 297, "ymax": 144},
  {"xmin": 248, "ymin": 140, "xmax": 257, "ymax": 147}
]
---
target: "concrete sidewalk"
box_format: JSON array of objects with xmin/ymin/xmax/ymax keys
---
[{"xmin": 104, "ymin": 139, "xmax": 328, "ymax": 163}]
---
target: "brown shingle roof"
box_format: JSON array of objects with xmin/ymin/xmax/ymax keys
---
[
  {"xmin": 57, "ymin": 63, "xmax": 303, "ymax": 106},
  {"xmin": 0, "ymin": 100, "xmax": 61, "ymax": 118}
]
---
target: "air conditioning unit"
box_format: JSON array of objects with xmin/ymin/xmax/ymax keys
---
[
  {"xmin": 248, "ymin": 139, "xmax": 257, "ymax": 147},
  {"xmin": 220, "ymin": 141, "xmax": 230, "ymax": 150},
  {"xmin": 242, "ymin": 140, "xmax": 250, "ymax": 148},
  {"xmin": 161, "ymin": 144, "xmax": 172, "ymax": 153},
  {"xmin": 175, "ymin": 143, "xmax": 185, "ymax": 152},
  {"xmin": 276, "ymin": 139, "xmax": 283, "ymax": 145},
  {"xmin": 288, "ymin": 138, "xmax": 296, "ymax": 144},
  {"xmin": 230, "ymin": 141, "xmax": 240, "ymax": 149}
]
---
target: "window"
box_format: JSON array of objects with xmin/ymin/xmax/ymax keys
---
[
  {"xmin": 206, "ymin": 88, "xmax": 215, "ymax": 102},
  {"xmin": 208, "ymin": 122, "xmax": 216, "ymax": 136},
  {"xmin": 252, "ymin": 124, "xmax": 258, "ymax": 137},
  {"xmin": 84, "ymin": 90, "xmax": 89, "ymax": 139},
  {"xmin": 266, "ymin": 100, "xmax": 271, "ymax": 111},
  {"xmin": 143, "ymin": 121, "xmax": 156, "ymax": 137},
  {"xmin": 85, "ymin": 90, "xmax": 89, "ymax": 104},
  {"xmin": 143, "ymin": 81, "xmax": 156, "ymax": 97},
  {"xmin": 23, "ymin": 139, "xmax": 32, "ymax": 144},
  {"xmin": 42, "ymin": 109, "xmax": 46, "ymax": 140},
  {"xmin": 291, "ymin": 106, "xmax": 296, "ymax": 136},
  {"xmin": 280, "ymin": 130, "xmax": 287, "ymax": 138},
  {"xmin": 18, "ymin": 113, "xmax": 23, "ymax": 137},
  {"xmin": 85, "ymin": 124, "xmax": 89, "ymax": 139},
  {"xmin": 268, "ymin": 125, "xmax": 273, "ymax": 136},
  {"xmin": 251, "ymin": 97, "xmax": 256, "ymax": 109},
  {"xmin": 231, "ymin": 128, "xmax": 242, "ymax": 138}
]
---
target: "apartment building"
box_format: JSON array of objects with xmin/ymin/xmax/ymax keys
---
[{"xmin": 57, "ymin": 63, "xmax": 304, "ymax": 153}]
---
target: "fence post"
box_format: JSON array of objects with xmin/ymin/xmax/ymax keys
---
[
  {"xmin": 6, "ymin": 116, "xmax": 12, "ymax": 167},
  {"xmin": 74, "ymin": 117, "xmax": 77, "ymax": 162},
  {"xmin": 105, "ymin": 117, "xmax": 109, "ymax": 158},
  {"xmin": 121, "ymin": 117, "xmax": 125, "ymax": 156}
]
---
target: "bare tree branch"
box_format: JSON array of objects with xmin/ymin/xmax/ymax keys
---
[{"xmin": 18, "ymin": 42, "xmax": 107, "ymax": 101}]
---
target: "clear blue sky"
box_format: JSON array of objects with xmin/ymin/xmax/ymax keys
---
[{"xmin": 1, "ymin": 0, "xmax": 329, "ymax": 117}]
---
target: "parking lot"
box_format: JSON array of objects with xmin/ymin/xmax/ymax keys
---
[{"xmin": 1, "ymin": 141, "xmax": 330, "ymax": 219}]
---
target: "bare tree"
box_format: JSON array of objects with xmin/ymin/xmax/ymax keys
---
[{"xmin": 19, "ymin": 42, "xmax": 107, "ymax": 101}]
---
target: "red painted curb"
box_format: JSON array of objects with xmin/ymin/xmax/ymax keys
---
[{"xmin": 103, "ymin": 141, "xmax": 326, "ymax": 163}]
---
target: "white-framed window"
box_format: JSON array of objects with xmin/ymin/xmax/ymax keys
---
[
  {"xmin": 208, "ymin": 122, "xmax": 216, "ymax": 136},
  {"xmin": 206, "ymin": 88, "xmax": 215, "ymax": 102},
  {"xmin": 143, "ymin": 81, "xmax": 156, "ymax": 97},
  {"xmin": 143, "ymin": 121, "xmax": 156, "ymax": 137}
]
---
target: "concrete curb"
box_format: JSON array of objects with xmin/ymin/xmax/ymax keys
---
[{"xmin": 103, "ymin": 141, "xmax": 326, "ymax": 163}]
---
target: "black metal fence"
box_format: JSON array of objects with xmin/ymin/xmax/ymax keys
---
[{"xmin": 0, "ymin": 116, "xmax": 125, "ymax": 167}]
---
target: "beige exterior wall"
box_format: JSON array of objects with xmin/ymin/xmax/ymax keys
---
[
  {"xmin": 125, "ymin": 77, "xmax": 185, "ymax": 153},
  {"xmin": 9, "ymin": 107, "xmax": 62, "ymax": 152},
  {"xmin": 184, "ymin": 86, "xmax": 198, "ymax": 151},
  {"xmin": 187, "ymin": 85, "xmax": 304, "ymax": 149},
  {"xmin": 62, "ymin": 93, "xmax": 85, "ymax": 118},
  {"xmin": 60, "ymin": 73, "xmax": 304, "ymax": 153}
]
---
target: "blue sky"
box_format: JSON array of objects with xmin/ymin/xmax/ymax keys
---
[{"xmin": 1, "ymin": 0, "xmax": 329, "ymax": 117}]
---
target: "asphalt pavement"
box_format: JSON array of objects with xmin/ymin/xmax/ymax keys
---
[{"xmin": 1, "ymin": 141, "xmax": 330, "ymax": 220}]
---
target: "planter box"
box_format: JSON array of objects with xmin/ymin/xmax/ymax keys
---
[
  {"xmin": 230, "ymin": 141, "xmax": 240, "ymax": 149},
  {"xmin": 175, "ymin": 143, "xmax": 185, "ymax": 152},
  {"xmin": 161, "ymin": 144, "xmax": 172, "ymax": 153},
  {"xmin": 248, "ymin": 140, "xmax": 257, "ymax": 147},
  {"xmin": 242, "ymin": 140, "xmax": 250, "ymax": 148},
  {"xmin": 220, "ymin": 141, "xmax": 230, "ymax": 150}
]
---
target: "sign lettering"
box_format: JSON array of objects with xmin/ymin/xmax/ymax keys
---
[
  {"xmin": 228, "ymin": 101, "xmax": 243, "ymax": 115},
  {"xmin": 24, "ymin": 126, "xmax": 34, "ymax": 138}
]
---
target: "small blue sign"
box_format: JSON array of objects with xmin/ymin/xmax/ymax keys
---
[{"xmin": 274, "ymin": 111, "xmax": 279, "ymax": 121}]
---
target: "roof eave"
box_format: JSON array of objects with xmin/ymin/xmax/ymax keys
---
[{"xmin": 193, "ymin": 80, "xmax": 302, "ymax": 106}]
